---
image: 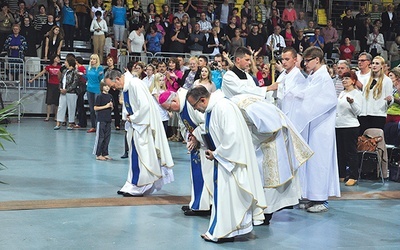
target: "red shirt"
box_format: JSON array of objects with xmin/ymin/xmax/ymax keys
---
[
  {"xmin": 45, "ymin": 64, "xmax": 61, "ymax": 85},
  {"xmin": 339, "ymin": 44, "xmax": 355, "ymax": 60}
]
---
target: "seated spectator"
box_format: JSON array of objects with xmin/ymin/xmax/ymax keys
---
[
  {"xmin": 308, "ymin": 27, "xmax": 324, "ymax": 49},
  {"xmin": 282, "ymin": 0, "xmax": 297, "ymax": 23},
  {"xmin": 367, "ymin": 26, "xmax": 385, "ymax": 58},
  {"xmin": 338, "ymin": 37, "xmax": 356, "ymax": 62}
]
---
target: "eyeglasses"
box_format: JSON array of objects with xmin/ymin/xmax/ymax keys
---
[
  {"xmin": 303, "ymin": 57, "xmax": 316, "ymax": 64},
  {"xmin": 190, "ymin": 97, "xmax": 203, "ymax": 108}
]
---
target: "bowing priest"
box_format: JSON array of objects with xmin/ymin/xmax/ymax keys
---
[
  {"xmin": 186, "ymin": 86, "xmax": 267, "ymax": 243},
  {"xmin": 159, "ymin": 89, "xmax": 214, "ymax": 216},
  {"xmin": 104, "ymin": 70, "xmax": 174, "ymax": 197},
  {"xmin": 231, "ymin": 94, "xmax": 314, "ymax": 224}
]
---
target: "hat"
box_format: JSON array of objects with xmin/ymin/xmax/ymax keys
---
[{"xmin": 158, "ymin": 91, "xmax": 172, "ymax": 105}]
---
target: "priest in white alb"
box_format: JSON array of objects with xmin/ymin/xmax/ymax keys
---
[
  {"xmin": 186, "ymin": 86, "xmax": 267, "ymax": 243},
  {"xmin": 104, "ymin": 70, "xmax": 174, "ymax": 197}
]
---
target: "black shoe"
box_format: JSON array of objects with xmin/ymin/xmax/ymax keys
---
[
  {"xmin": 120, "ymin": 152, "xmax": 128, "ymax": 159},
  {"xmin": 262, "ymin": 213, "xmax": 273, "ymax": 225},
  {"xmin": 184, "ymin": 209, "xmax": 211, "ymax": 216},
  {"xmin": 201, "ymin": 234, "xmax": 234, "ymax": 243},
  {"xmin": 122, "ymin": 193, "xmax": 144, "ymax": 197},
  {"xmin": 117, "ymin": 190, "xmax": 125, "ymax": 195},
  {"xmin": 181, "ymin": 205, "xmax": 190, "ymax": 211}
]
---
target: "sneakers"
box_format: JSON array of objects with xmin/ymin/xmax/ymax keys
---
[
  {"xmin": 67, "ymin": 125, "xmax": 73, "ymax": 130},
  {"xmin": 53, "ymin": 125, "xmax": 61, "ymax": 130},
  {"xmin": 345, "ymin": 179, "xmax": 357, "ymax": 186},
  {"xmin": 87, "ymin": 128, "xmax": 96, "ymax": 133},
  {"xmin": 307, "ymin": 202, "xmax": 329, "ymax": 213}
]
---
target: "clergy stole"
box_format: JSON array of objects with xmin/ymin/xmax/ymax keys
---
[
  {"xmin": 205, "ymin": 111, "xmax": 219, "ymax": 235},
  {"xmin": 123, "ymin": 90, "xmax": 140, "ymax": 185},
  {"xmin": 179, "ymin": 102, "xmax": 204, "ymax": 210}
]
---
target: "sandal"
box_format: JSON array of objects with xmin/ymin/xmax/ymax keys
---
[
  {"xmin": 44, "ymin": 118, "xmax": 49, "ymax": 122},
  {"xmin": 96, "ymin": 156, "xmax": 107, "ymax": 161},
  {"xmin": 104, "ymin": 155, "xmax": 113, "ymax": 160}
]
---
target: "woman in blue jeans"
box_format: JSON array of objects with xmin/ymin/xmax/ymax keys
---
[{"xmin": 85, "ymin": 54, "xmax": 104, "ymax": 133}]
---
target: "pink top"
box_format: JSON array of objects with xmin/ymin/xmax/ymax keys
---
[
  {"xmin": 282, "ymin": 8, "xmax": 297, "ymax": 23},
  {"xmin": 166, "ymin": 69, "xmax": 183, "ymax": 92}
]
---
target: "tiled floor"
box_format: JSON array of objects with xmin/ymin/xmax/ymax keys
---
[{"xmin": 1, "ymin": 118, "xmax": 400, "ymax": 249}]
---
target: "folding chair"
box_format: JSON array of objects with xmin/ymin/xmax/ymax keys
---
[{"xmin": 357, "ymin": 128, "xmax": 386, "ymax": 184}]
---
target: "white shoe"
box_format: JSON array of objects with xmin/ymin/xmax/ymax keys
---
[{"xmin": 307, "ymin": 204, "xmax": 328, "ymax": 213}]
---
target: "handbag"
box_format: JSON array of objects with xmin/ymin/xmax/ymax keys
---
[{"xmin": 357, "ymin": 134, "xmax": 383, "ymax": 152}]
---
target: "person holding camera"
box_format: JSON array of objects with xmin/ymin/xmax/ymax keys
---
[{"xmin": 266, "ymin": 25, "xmax": 286, "ymax": 58}]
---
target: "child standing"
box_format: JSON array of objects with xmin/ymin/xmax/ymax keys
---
[{"xmin": 93, "ymin": 81, "xmax": 114, "ymax": 161}]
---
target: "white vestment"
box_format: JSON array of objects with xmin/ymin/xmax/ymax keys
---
[
  {"xmin": 276, "ymin": 67, "xmax": 307, "ymax": 113},
  {"xmin": 284, "ymin": 65, "xmax": 340, "ymax": 201},
  {"xmin": 119, "ymin": 74, "xmax": 174, "ymax": 195},
  {"xmin": 231, "ymin": 94, "xmax": 314, "ymax": 213},
  {"xmin": 204, "ymin": 90, "xmax": 267, "ymax": 241},
  {"xmin": 222, "ymin": 67, "xmax": 274, "ymax": 102},
  {"xmin": 176, "ymin": 88, "xmax": 213, "ymax": 211}
]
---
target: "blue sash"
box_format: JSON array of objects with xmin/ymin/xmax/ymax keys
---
[
  {"xmin": 123, "ymin": 91, "xmax": 133, "ymax": 115},
  {"xmin": 180, "ymin": 102, "xmax": 204, "ymax": 210},
  {"xmin": 205, "ymin": 111, "xmax": 218, "ymax": 234}
]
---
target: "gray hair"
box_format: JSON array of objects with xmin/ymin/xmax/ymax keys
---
[
  {"xmin": 337, "ymin": 60, "xmax": 350, "ymax": 69},
  {"xmin": 104, "ymin": 69, "xmax": 122, "ymax": 82},
  {"xmin": 186, "ymin": 85, "xmax": 210, "ymax": 102},
  {"xmin": 358, "ymin": 52, "xmax": 373, "ymax": 61}
]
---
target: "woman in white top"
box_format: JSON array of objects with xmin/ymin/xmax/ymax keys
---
[
  {"xmin": 193, "ymin": 66, "xmax": 216, "ymax": 93},
  {"xmin": 335, "ymin": 71, "xmax": 363, "ymax": 186},
  {"xmin": 90, "ymin": 10, "xmax": 108, "ymax": 64},
  {"xmin": 127, "ymin": 23, "xmax": 146, "ymax": 56},
  {"xmin": 359, "ymin": 56, "xmax": 393, "ymax": 134}
]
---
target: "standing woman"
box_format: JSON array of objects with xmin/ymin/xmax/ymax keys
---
[
  {"xmin": 359, "ymin": 56, "xmax": 393, "ymax": 134},
  {"xmin": 54, "ymin": 56, "xmax": 79, "ymax": 130},
  {"xmin": 335, "ymin": 71, "xmax": 363, "ymax": 186},
  {"xmin": 20, "ymin": 17, "xmax": 37, "ymax": 57},
  {"xmin": 28, "ymin": 55, "xmax": 61, "ymax": 121},
  {"xmin": 90, "ymin": 10, "xmax": 108, "ymax": 64},
  {"xmin": 85, "ymin": 54, "xmax": 104, "ymax": 133},
  {"xmin": 127, "ymin": 22, "xmax": 146, "ymax": 59},
  {"xmin": 111, "ymin": 0, "xmax": 126, "ymax": 49},
  {"xmin": 60, "ymin": 0, "xmax": 78, "ymax": 51},
  {"xmin": 146, "ymin": 24, "xmax": 164, "ymax": 54},
  {"xmin": 166, "ymin": 57, "xmax": 182, "ymax": 92},
  {"xmin": 386, "ymin": 67, "xmax": 400, "ymax": 123},
  {"xmin": 44, "ymin": 25, "xmax": 64, "ymax": 61},
  {"xmin": 104, "ymin": 55, "xmax": 122, "ymax": 130},
  {"xmin": 193, "ymin": 66, "xmax": 216, "ymax": 93}
]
